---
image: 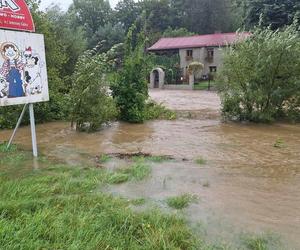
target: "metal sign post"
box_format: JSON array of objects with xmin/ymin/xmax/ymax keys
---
[
  {"xmin": 29, "ymin": 103, "xmax": 38, "ymax": 157},
  {"xmin": 7, "ymin": 103, "xmax": 38, "ymax": 157}
]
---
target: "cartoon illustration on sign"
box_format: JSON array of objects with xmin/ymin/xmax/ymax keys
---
[
  {"xmin": 0, "ymin": 29, "xmax": 49, "ymax": 106},
  {"xmin": 0, "ymin": 43, "xmax": 44, "ymax": 99}
]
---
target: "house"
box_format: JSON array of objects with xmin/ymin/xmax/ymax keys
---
[{"xmin": 148, "ymin": 32, "xmax": 250, "ymax": 89}]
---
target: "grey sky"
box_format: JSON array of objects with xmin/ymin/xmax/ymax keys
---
[{"xmin": 40, "ymin": 0, "xmax": 120, "ymax": 11}]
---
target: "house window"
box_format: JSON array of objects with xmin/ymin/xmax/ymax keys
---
[
  {"xmin": 186, "ymin": 50, "xmax": 193, "ymax": 60},
  {"xmin": 206, "ymin": 48, "xmax": 214, "ymax": 61},
  {"xmin": 209, "ymin": 66, "xmax": 217, "ymax": 73},
  {"xmin": 186, "ymin": 50, "xmax": 193, "ymax": 57}
]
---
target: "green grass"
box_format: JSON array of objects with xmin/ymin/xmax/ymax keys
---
[
  {"xmin": 97, "ymin": 154, "xmax": 112, "ymax": 163},
  {"xmin": 273, "ymin": 138, "xmax": 285, "ymax": 148},
  {"xmin": 242, "ymin": 233, "xmax": 281, "ymax": 250},
  {"xmin": 194, "ymin": 81, "xmax": 215, "ymax": 90},
  {"xmin": 0, "ymin": 147, "xmax": 198, "ymax": 249},
  {"xmin": 145, "ymin": 101, "xmax": 176, "ymax": 120},
  {"xmin": 195, "ymin": 157, "xmax": 207, "ymax": 165},
  {"xmin": 167, "ymin": 194, "xmax": 198, "ymax": 210},
  {"xmin": 131, "ymin": 198, "xmax": 147, "ymax": 206},
  {"xmin": 133, "ymin": 155, "xmax": 171, "ymax": 163}
]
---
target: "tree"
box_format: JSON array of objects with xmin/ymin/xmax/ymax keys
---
[
  {"xmin": 115, "ymin": 0, "xmax": 141, "ymax": 32},
  {"xmin": 71, "ymin": 47, "xmax": 118, "ymax": 132},
  {"xmin": 111, "ymin": 25, "xmax": 149, "ymax": 123},
  {"xmin": 90, "ymin": 23, "xmax": 125, "ymax": 53},
  {"xmin": 240, "ymin": 0, "xmax": 300, "ymax": 29},
  {"xmin": 73, "ymin": 0, "xmax": 112, "ymax": 47},
  {"xmin": 162, "ymin": 27, "xmax": 195, "ymax": 37},
  {"xmin": 218, "ymin": 25, "xmax": 300, "ymax": 122}
]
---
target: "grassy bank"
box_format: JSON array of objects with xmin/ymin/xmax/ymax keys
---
[{"xmin": 0, "ymin": 145, "xmax": 198, "ymax": 249}]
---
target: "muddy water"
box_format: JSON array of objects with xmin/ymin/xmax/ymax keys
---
[{"xmin": 0, "ymin": 90, "xmax": 299, "ymax": 248}]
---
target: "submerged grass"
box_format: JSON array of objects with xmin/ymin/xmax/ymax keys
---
[
  {"xmin": 0, "ymin": 146, "xmax": 198, "ymax": 249},
  {"xmin": 145, "ymin": 101, "xmax": 176, "ymax": 120},
  {"xmin": 109, "ymin": 161, "xmax": 152, "ymax": 184},
  {"xmin": 167, "ymin": 194, "xmax": 198, "ymax": 210},
  {"xmin": 195, "ymin": 157, "xmax": 207, "ymax": 165},
  {"xmin": 242, "ymin": 233, "xmax": 281, "ymax": 250}
]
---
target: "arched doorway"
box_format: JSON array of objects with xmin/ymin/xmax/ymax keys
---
[
  {"xmin": 153, "ymin": 70, "xmax": 159, "ymax": 88},
  {"xmin": 150, "ymin": 68, "xmax": 165, "ymax": 89}
]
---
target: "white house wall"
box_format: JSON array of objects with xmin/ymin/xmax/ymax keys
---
[{"xmin": 179, "ymin": 47, "xmax": 223, "ymax": 78}]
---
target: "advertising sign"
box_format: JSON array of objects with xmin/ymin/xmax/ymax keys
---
[
  {"xmin": 0, "ymin": 0, "xmax": 35, "ymax": 32},
  {"xmin": 0, "ymin": 29, "xmax": 49, "ymax": 106}
]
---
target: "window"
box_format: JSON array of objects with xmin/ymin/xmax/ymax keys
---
[
  {"xmin": 209, "ymin": 66, "xmax": 217, "ymax": 73},
  {"xmin": 206, "ymin": 48, "xmax": 214, "ymax": 61},
  {"xmin": 186, "ymin": 50, "xmax": 193, "ymax": 58}
]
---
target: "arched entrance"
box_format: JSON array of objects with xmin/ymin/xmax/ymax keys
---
[
  {"xmin": 150, "ymin": 68, "xmax": 165, "ymax": 89},
  {"xmin": 153, "ymin": 70, "xmax": 159, "ymax": 88}
]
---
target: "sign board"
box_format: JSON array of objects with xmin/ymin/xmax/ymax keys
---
[
  {"xmin": 0, "ymin": 0, "xmax": 35, "ymax": 32},
  {"xmin": 0, "ymin": 29, "xmax": 49, "ymax": 106}
]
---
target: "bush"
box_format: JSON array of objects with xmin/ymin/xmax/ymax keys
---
[
  {"xmin": 218, "ymin": 25, "xmax": 300, "ymax": 122},
  {"xmin": 111, "ymin": 25, "xmax": 149, "ymax": 123},
  {"xmin": 70, "ymin": 48, "xmax": 118, "ymax": 132}
]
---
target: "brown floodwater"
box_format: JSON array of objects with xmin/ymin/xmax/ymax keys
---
[{"xmin": 0, "ymin": 90, "xmax": 299, "ymax": 248}]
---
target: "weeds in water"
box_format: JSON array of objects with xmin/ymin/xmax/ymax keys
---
[
  {"xmin": 202, "ymin": 181, "xmax": 210, "ymax": 188},
  {"xmin": 167, "ymin": 194, "xmax": 198, "ymax": 210},
  {"xmin": 0, "ymin": 143, "xmax": 17, "ymax": 153},
  {"xmin": 195, "ymin": 157, "xmax": 207, "ymax": 165},
  {"xmin": 131, "ymin": 198, "xmax": 146, "ymax": 206},
  {"xmin": 108, "ymin": 173, "xmax": 130, "ymax": 184},
  {"xmin": 133, "ymin": 155, "xmax": 171, "ymax": 163},
  {"xmin": 273, "ymin": 139, "xmax": 285, "ymax": 148},
  {"xmin": 145, "ymin": 101, "xmax": 176, "ymax": 121},
  {"xmin": 98, "ymin": 154, "xmax": 112, "ymax": 163},
  {"xmin": 108, "ymin": 162, "xmax": 151, "ymax": 184},
  {"xmin": 0, "ymin": 154, "xmax": 198, "ymax": 249},
  {"xmin": 242, "ymin": 233, "xmax": 281, "ymax": 250}
]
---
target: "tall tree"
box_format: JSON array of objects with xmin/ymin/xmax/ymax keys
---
[
  {"xmin": 73, "ymin": 0, "xmax": 112, "ymax": 46},
  {"xmin": 115, "ymin": 0, "xmax": 141, "ymax": 32},
  {"xmin": 240, "ymin": 0, "xmax": 300, "ymax": 29}
]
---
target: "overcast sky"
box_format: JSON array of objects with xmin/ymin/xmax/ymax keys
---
[{"xmin": 40, "ymin": 0, "xmax": 120, "ymax": 11}]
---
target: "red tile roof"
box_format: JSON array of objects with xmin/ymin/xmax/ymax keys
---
[{"xmin": 148, "ymin": 32, "xmax": 251, "ymax": 51}]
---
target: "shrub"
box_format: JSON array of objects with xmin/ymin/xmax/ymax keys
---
[
  {"xmin": 167, "ymin": 194, "xmax": 197, "ymax": 210},
  {"xmin": 111, "ymin": 25, "xmax": 149, "ymax": 123},
  {"xmin": 218, "ymin": 25, "xmax": 300, "ymax": 122},
  {"xmin": 70, "ymin": 48, "xmax": 118, "ymax": 132}
]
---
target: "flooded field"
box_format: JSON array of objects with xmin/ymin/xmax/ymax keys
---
[{"xmin": 0, "ymin": 90, "xmax": 299, "ymax": 248}]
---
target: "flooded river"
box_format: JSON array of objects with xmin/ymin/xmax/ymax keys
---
[{"xmin": 0, "ymin": 90, "xmax": 299, "ymax": 248}]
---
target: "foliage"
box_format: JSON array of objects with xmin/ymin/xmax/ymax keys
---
[
  {"xmin": 0, "ymin": 151, "xmax": 198, "ymax": 249},
  {"xmin": 115, "ymin": 0, "xmax": 141, "ymax": 32},
  {"xmin": 145, "ymin": 101, "xmax": 176, "ymax": 121},
  {"xmin": 238, "ymin": 0, "xmax": 300, "ymax": 30},
  {"xmin": 72, "ymin": 0, "xmax": 113, "ymax": 48},
  {"xmin": 108, "ymin": 161, "xmax": 151, "ymax": 184},
  {"xmin": 195, "ymin": 157, "xmax": 207, "ymax": 165},
  {"xmin": 90, "ymin": 23, "xmax": 125, "ymax": 53},
  {"xmin": 111, "ymin": 25, "xmax": 149, "ymax": 123},
  {"xmin": 162, "ymin": 27, "xmax": 196, "ymax": 37},
  {"xmin": 188, "ymin": 62, "xmax": 204, "ymax": 75},
  {"xmin": 218, "ymin": 25, "xmax": 300, "ymax": 123},
  {"xmin": 148, "ymin": 53, "xmax": 181, "ymax": 84},
  {"xmin": 70, "ymin": 47, "xmax": 118, "ymax": 132},
  {"xmin": 167, "ymin": 194, "xmax": 198, "ymax": 210}
]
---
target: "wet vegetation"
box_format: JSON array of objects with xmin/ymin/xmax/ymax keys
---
[
  {"xmin": 242, "ymin": 233, "xmax": 281, "ymax": 250},
  {"xmin": 195, "ymin": 157, "xmax": 207, "ymax": 165},
  {"xmin": 0, "ymin": 146, "xmax": 198, "ymax": 249},
  {"xmin": 167, "ymin": 194, "xmax": 198, "ymax": 210},
  {"xmin": 108, "ymin": 161, "xmax": 151, "ymax": 184}
]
